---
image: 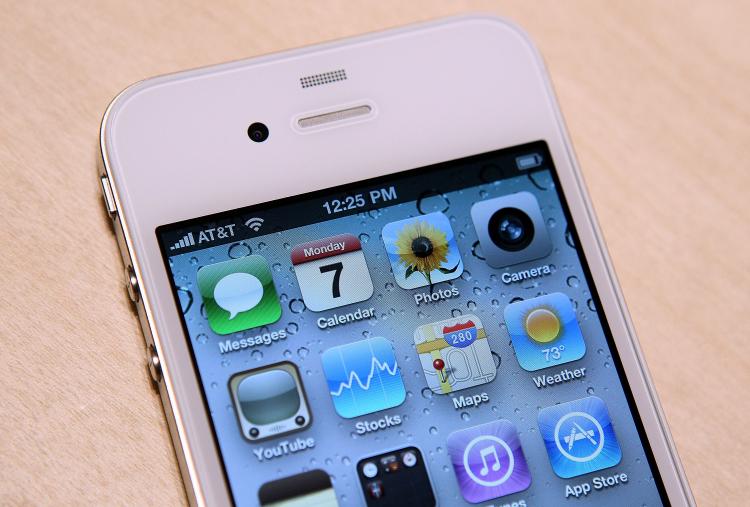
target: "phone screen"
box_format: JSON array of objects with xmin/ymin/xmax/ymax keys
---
[{"xmin": 157, "ymin": 141, "xmax": 667, "ymax": 506}]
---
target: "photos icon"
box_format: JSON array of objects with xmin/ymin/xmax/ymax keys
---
[{"xmin": 382, "ymin": 212, "xmax": 463, "ymax": 289}]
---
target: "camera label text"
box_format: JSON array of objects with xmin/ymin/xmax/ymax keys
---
[{"xmin": 501, "ymin": 264, "xmax": 552, "ymax": 284}]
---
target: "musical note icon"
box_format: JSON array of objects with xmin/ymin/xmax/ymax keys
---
[
  {"xmin": 479, "ymin": 445, "xmax": 501, "ymax": 476},
  {"xmin": 447, "ymin": 420, "xmax": 530, "ymax": 502}
]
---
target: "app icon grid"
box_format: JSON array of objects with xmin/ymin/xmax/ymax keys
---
[{"xmin": 166, "ymin": 167, "xmax": 662, "ymax": 506}]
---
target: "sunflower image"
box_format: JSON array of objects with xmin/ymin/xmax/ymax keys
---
[{"xmin": 394, "ymin": 218, "xmax": 460, "ymax": 285}]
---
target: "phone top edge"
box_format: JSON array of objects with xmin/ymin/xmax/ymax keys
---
[{"xmin": 100, "ymin": 14, "xmax": 534, "ymax": 164}]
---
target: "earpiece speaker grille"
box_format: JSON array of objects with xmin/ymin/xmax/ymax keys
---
[{"xmin": 300, "ymin": 69, "xmax": 347, "ymax": 89}]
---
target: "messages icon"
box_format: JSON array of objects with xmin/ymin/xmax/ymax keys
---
[{"xmin": 197, "ymin": 255, "xmax": 281, "ymax": 335}]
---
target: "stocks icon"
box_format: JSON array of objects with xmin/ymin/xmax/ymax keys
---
[{"xmin": 321, "ymin": 337, "xmax": 406, "ymax": 419}]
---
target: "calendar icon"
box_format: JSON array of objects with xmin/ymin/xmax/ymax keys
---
[{"xmin": 291, "ymin": 234, "xmax": 374, "ymax": 311}]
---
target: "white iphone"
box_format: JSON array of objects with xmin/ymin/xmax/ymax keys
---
[{"xmin": 99, "ymin": 15, "xmax": 693, "ymax": 507}]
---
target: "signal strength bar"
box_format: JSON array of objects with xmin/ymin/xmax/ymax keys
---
[{"xmin": 170, "ymin": 232, "xmax": 195, "ymax": 251}]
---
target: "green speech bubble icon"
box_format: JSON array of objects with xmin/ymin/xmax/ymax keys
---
[{"xmin": 197, "ymin": 255, "xmax": 281, "ymax": 335}]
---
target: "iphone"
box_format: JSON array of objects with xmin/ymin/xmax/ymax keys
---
[{"xmin": 99, "ymin": 15, "xmax": 694, "ymax": 506}]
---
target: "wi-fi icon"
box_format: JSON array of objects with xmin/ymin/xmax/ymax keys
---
[{"xmin": 244, "ymin": 217, "xmax": 264, "ymax": 232}]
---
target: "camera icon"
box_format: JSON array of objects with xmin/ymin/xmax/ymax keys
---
[{"xmin": 470, "ymin": 192, "xmax": 552, "ymax": 268}]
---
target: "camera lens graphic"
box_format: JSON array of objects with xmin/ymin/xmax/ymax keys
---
[
  {"xmin": 500, "ymin": 217, "xmax": 523, "ymax": 241},
  {"xmin": 471, "ymin": 191, "xmax": 552, "ymax": 269},
  {"xmin": 487, "ymin": 207, "xmax": 535, "ymax": 252}
]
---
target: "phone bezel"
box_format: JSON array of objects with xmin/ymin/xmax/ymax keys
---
[{"xmin": 100, "ymin": 15, "xmax": 693, "ymax": 506}]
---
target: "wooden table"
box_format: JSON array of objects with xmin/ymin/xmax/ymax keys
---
[{"xmin": 1, "ymin": 1, "xmax": 747, "ymax": 504}]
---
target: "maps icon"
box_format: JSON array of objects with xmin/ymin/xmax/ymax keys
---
[{"xmin": 414, "ymin": 315, "xmax": 497, "ymax": 395}]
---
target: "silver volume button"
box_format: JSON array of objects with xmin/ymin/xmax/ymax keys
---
[
  {"xmin": 100, "ymin": 175, "xmax": 117, "ymax": 216},
  {"xmin": 125, "ymin": 265, "xmax": 140, "ymax": 303},
  {"xmin": 147, "ymin": 345, "xmax": 162, "ymax": 384}
]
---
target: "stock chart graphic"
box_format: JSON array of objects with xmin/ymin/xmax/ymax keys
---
[{"xmin": 321, "ymin": 337, "xmax": 406, "ymax": 418}]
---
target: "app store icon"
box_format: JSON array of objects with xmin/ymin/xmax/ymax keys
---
[{"xmin": 538, "ymin": 396, "xmax": 622, "ymax": 478}]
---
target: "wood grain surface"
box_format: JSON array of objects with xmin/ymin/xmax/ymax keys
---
[{"xmin": 1, "ymin": 1, "xmax": 747, "ymax": 505}]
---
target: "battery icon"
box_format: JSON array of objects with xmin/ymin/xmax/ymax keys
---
[{"xmin": 515, "ymin": 153, "xmax": 543, "ymax": 170}]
